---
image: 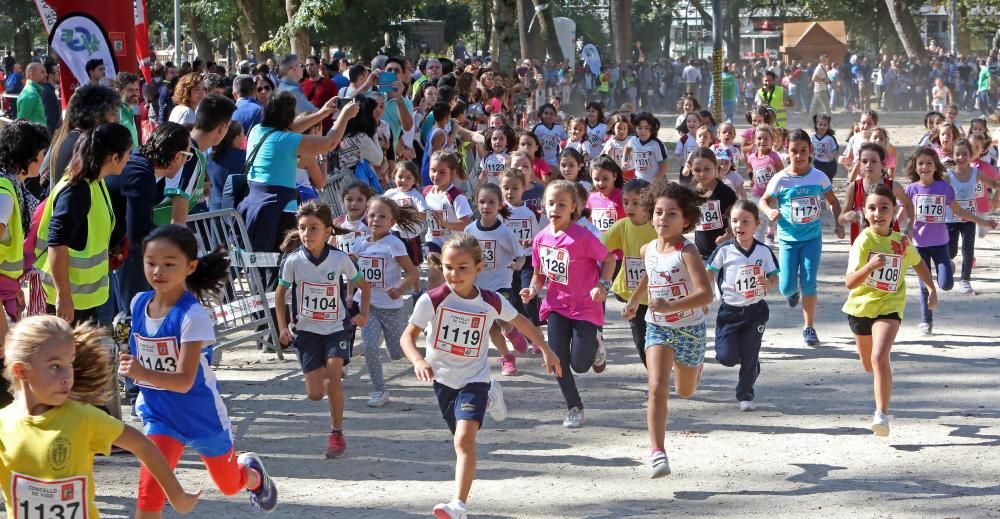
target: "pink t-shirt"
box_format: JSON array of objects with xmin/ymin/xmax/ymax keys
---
[
  {"xmin": 586, "ymin": 189, "xmax": 625, "ymax": 235},
  {"xmin": 532, "ymin": 222, "xmax": 610, "ymax": 326},
  {"xmin": 745, "ymin": 150, "xmax": 784, "ymax": 197},
  {"xmin": 740, "ymin": 127, "xmax": 755, "ymax": 144},
  {"xmin": 974, "ymin": 159, "xmax": 999, "ymax": 213},
  {"xmin": 533, "ymin": 158, "xmax": 551, "ymax": 180}
]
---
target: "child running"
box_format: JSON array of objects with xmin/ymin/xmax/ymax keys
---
[
  {"xmin": 690, "ymin": 147, "xmax": 737, "ymax": 259},
  {"xmin": 119, "ymin": 225, "xmax": 277, "ymax": 514},
  {"xmin": 353, "ymin": 197, "xmax": 424, "ymax": 407},
  {"xmin": 707, "ymin": 201, "xmax": 779, "ymax": 411},
  {"xmin": 839, "ymin": 143, "xmax": 913, "ymax": 244},
  {"xmin": 425, "ymin": 151, "xmax": 475, "ymax": 290},
  {"xmin": 385, "ymin": 161, "xmax": 429, "ymax": 268},
  {"xmin": 522, "ymin": 180, "xmax": 616, "ymax": 428},
  {"xmin": 1, "ymin": 316, "xmax": 201, "ymax": 517},
  {"xmin": 400, "ymin": 233, "xmax": 561, "ymax": 519},
  {"xmin": 584, "ymin": 102, "xmax": 609, "ymax": 159},
  {"xmin": 332, "ymin": 182, "xmax": 372, "ymax": 256},
  {"xmin": 842, "ymin": 184, "xmax": 938, "ymax": 436},
  {"xmin": 758, "ymin": 129, "xmax": 844, "ymax": 346},
  {"xmin": 602, "ymin": 112, "xmax": 637, "ymax": 177},
  {"xmin": 478, "ymin": 125, "xmax": 515, "ymax": 187},
  {"xmin": 626, "ymin": 111, "xmax": 669, "ymax": 182},
  {"xmin": 811, "ymin": 114, "xmax": 840, "ymax": 182},
  {"xmin": 561, "ymin": 117, "xmax": 591, "ymax": 162},
  {"xmin": 587, "ymin": 155, "xmax": 626, "ymax": 237},
  {"xmin": 558, "ymin": 147, "xmax": 593, "ymax": 192},
  {"xmin": 623, "ymin": 180, "xmax": 713, "ymax": 478},
  {"xmin": 745, "ymin": 125, "xmax": 784, "ymax": 242},
  {"xmin": 945, "ymin": 138, "xmax": 1000, "ymax": 294},
  {"xmin": 532, "ymin": 103, "xmax": 569, "ymax": 169},
  {"xmin": 500, "ymin": 168, "xmax": 548, "ymax": 336}
]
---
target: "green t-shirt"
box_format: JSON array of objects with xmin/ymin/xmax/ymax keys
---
[
  {"xmin": 841, "ymin": 227, "xmax": 921, "ymax": 319},
  {"xmin": 978, "ymin": 66, "xmax": 991, "ymax": 92}
]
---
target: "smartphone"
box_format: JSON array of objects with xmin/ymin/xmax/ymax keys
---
[
  {"xmin": 378, "ymin": 71, "xmax": 398, "ymax": 93},
  {"xmin": 336, "ymin": 97, "xmax": 352, "ymax": 109}
]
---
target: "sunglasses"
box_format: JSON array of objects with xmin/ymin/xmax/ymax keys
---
[
  {"xmin": 178, "ymin": 150, "xmax": 194, "ymax": 161},
  {"xmin": 257, "ymin": 85, "xmax": 272, "ymax": 92}
]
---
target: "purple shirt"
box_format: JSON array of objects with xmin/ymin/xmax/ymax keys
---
[
  {"xmin": 905, "ymin": 180, "xmax": 955, "ymax": 247},
  {"xmin": 532, "ymin": 222, "xmax": 610, "ymax": 326}
]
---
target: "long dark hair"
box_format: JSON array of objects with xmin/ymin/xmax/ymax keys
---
[
  {"xmin": 140, "ymin": 122, "xmax": 190, "ymax": 168},
  {"xmin": 345, "ymin": 95, "xmax": 378, "ymax": 138},
  {"xmin": 212, "ymin": 120, "xmax": 244, "ymax": 163},
  {"xmin": 66, "ymin": 123, "xmax": 133, "ymax": 184},
  {"xmin": 143, "ymin": 224, "xmax": 230, "ymax": 300}
]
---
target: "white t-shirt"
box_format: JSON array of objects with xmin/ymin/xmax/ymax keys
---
[
  {"xmin": 0, "ymin": 193, "xmax": 13, "ymax": 242},
  {"xmin": 586, "ymin": 122, "xmax": 608, "ymax": 159},
  {"xmin": 351, "ymin": 234, "xmax": 409, "ymax": 309},
  {"xmin": 532, "ymin": 123, "xmax": 569, "ymax": 166},
  {"xmin": 812, "ymin": 65, "xmax": 830, "ymax": 93},
  {"xmin": 168, "ymin": 105, "xmax": 195, "ymax": 126},
  {"xmin": 504, "ymin": 202, "xmax": 547, "ymax": 256},
  {"xmin": 129, "ymin": 294, "xmax": 216, "ymax": 345},
  {"xmin": 384, "ymin": 187, "xmax": 429, "ymax": 239},
  {"xmin": 811, "ymin": 133, "xmax": 839, "ymax": 163},
  {"xmin": 603, "ymin": 136, "xmax": 636, "ymax": 170},
  {"xmin": 674, "ymin": 135, "xmax": 700, "ymax": 160},
  {"xmin": 629, "ymin": 137, "xmax": 668, "ymax": 181},
  {"xmin": 333, "ymin": 214, "xmax": 369, "ymax": 256},
  {"xmin": 278, "ymin": 245, "xmax": 360, "ymax": 335},
  {"xmin": 707, "ymin": 239, "xmax": 779, "ymax": 306},
  {"xmin": 409, "ymin": 287, "xmax": 518, "ymax": 389},
  {"xmin": 464, "ymin": 220, "xmax": 521, "ymax": 291},
  {"xmin": 480, "ymin": 152, "xmax": 508, "ymax": 186},
  {"xmin": 337, "ymin": 133, "xmax": 384, "ymax": 171},
  {"xmin": 424, "ymin": 185, "xmax": 474, "ymax": 245}
]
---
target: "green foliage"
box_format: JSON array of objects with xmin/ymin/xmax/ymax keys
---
[
  {"xmin": 959, "ymin": 0, "xmax": 1000, "ymax": 39},
  {"xmin": 420, "ymin": 3, "xmax": 473, "ymax": 43},
  {"xmin": 0, "ymin": 0, "xmax": 45, "ymax": 50}
]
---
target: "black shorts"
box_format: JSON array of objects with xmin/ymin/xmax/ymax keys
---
[
  {"xmin": 847, "ymin": 313, "xmax": 901, "ymax": 336},
  {"xmin": 425, "ymin": 241, "xmax": 442, "ymax": 256},
  {"xmin": 295, "ymin": 328, "xmax": 354, "ymax": 373},
  {"xmin": 434, "ymin": 381, "xmax": 489, "ymax": 434}
]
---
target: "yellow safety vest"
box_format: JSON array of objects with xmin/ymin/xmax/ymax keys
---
[
  {"xmin": 759, "ymin": 86, "xmax": 787, "ymax": 128},
  {"xmin": 0, "ymin": 177, "xmax": 24, "ymax": 279},
  {"xmin": 35, "ymin": 177, "xmax": 115, "ymax": 310}
]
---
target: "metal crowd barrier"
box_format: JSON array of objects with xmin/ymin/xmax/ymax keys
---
[
  {"xmin": 186, "ymin": 209, "xmax": 283, "ymax": 361},
  {"xmin": 317, "ymin": 170, "xmax": 356, "ymax": 216}
]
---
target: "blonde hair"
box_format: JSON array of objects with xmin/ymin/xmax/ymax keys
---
[
  {"xmin": 172, "ymin": 73, "xmax": 205, "ymax": 107},
  {"xmin": 427, "ymin": 233, "xmax": 483, "ymax": 271},
  {"xmin": 545, "ymin": 179, "xmax": 581, "ymax": 220},
  {"xmin": 2, "ymin": 316, "xmax": 113, "ymax": 405}
]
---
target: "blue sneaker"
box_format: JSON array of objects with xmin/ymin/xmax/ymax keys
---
[
  {"xmin": 786, "ymin": 292, "xmax": 800, "ymax": 308},
  {"xmin": 802, "ymin": 326, "xmax": 820, "ymax": 346},
  {"xmin": 238, "ymin": 452, "xmax": 278, "ymax": 512}
]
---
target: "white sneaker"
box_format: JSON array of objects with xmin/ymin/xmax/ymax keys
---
[
  {"xmin": 871, "ymin": 411, "xmax": 891, "ymax": 437},
  {"xmin": 738, "ymin": 400, "xmax": 756, "ymax": 412},
  {"xmin": 649, "ymin": 450, "xmax": 671, "ymax": 478},
  {"xmin": 487, "ymin": 378, "xmax": 507, "ymax": 422},
  {"xmin": 432, "ymin": 501, "xmax": 468, "ymax": 519},
  {"xmin": 592, "ymin": 338, "xmax": 607, "ymax": 373},
  {"xmin": 366, "ymin": 390, "xmax": 389, "ymax": 408},
  {"xmin": 918, "ymin": 322, "xmax": 932, "ymax": 336},
  {"xmin": 563, "ymin": 406, "xmax": 585, "ymax": 428},
  {"xmin": 958, "ymin": 280, "xmax": 973, "ymax": 294}
]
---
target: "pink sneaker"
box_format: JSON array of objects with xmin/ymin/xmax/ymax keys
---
[
  {"xmin": 505, "ymin": 328, "xmax": 528, "ymax": 353},
  {"xmin": 499, "ymin": 354, "xmax": 518, "ymax": 376},
  {"xmin": 530, "ymin": 343, "xmax": 542, "ymax": 355}
]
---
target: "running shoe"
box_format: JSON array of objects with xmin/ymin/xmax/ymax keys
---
[
  {"xmin": 505, "ymin": 328, "xmax": 528, "ymax": 353},
  {"xmin": 563, "ymin": 406, "xmax": 585, "ymax": 428},
  {"xmin": 366, "ymin": 390, "xmax": 389, "ymax": 408},
  {"xmin": 238, "ymin": 452, "xmax": 278, "ymax": 512},
  {"xmin": 499, "ymin": 354, "xmax": 518, "ymax": 376},
  {"xmin": 325, "ymin": 430, "xmax": 347, "ymax": 459},
  {"xmin": 958, "ymin": 280, "xmax": 973, "ymax": 294},
  {"xmin": 487, "ymin": 378, "xmax": 507, "ymax": 422},
  {"xmin": 786, "ymin": 292, "xmax": 800, "ymax": 308},
  {"xmin": 738, "ymin": 400, "xmax": 756, "ymax": 412},
  {"xmin": 918, "ymin": 322, "xmax": 932, "ymax": 335},
  {"xmin": 432, "ymin": 501, "xmax": 468, "ymax": 519},
  {"xmin": 592, "ymin": 338, "xmax": 607, "ymax": 373},
  {"xmin": 649, "ymin": 449, "xmax": 671, "ymax": 478},
  {"xmin": 530, "ymin": 343, "xmax": 542, "ymax": 354},
  {"xmin": 802, "ymin": 326, "xmax": 820, "ymax": 346},
  {"xmin": 871, "ymin": 411, "xmax": 891, "ymax": 437}
]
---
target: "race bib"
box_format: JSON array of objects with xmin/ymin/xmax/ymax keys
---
[
  {"xmin": 789, "ymin": 196, "xmax": 820, "ymax": 224},
  {"xmin": 12, "ymin": 473, "xmax": 86, "ymax": 519},
  {"xmin": 956, "ymin": 198, "xmax": 977, "ymax": 217},
  {"xmin": 539, "ymin": 245, "xmax": 570, "ymax": 285},
  {"xmin": 481, "ymin": 240, "xmax": 496, "ymax": 269},
  {"xmin": 624, "ymin": 256, "xmax": 644, "ymax": 289},
  {"xmin": 648, "ymin": 282, "xmax": 695, "ymax": 323},
  {"xmin": 133, "ymin": 334, "xmax": 179, "ymax": 390},
  {"xmin": 591, "ymin": 207, "xmax": 617, "ymax": 232},
  {"xmin": 975, "ymin": 181, "xmax": 985, "ymax": 198},
  {"xmin": 429, "ymin": 210, "xmax": 448, "ymax": 237},
  {"xmin": 752, "ymin": 166, "xmax": 774, "ymax": 186},
  {"xmin": 634, "ymin": 152, "xmax": 652, "ymax": 172},
  {"xmin": 336, "ymin": 231, "xmax": 366, "ymax": 254},
  {"xmin": 504, "ymin": 218, "xmax": 533, "ymax": 247},
  {"xmin": 433, "ymin": 308, "xmax": 486, "ymax": 357},
  {"xmin": 699, "ymin": 200, "xmax": 723, "ymax": 231},
  {"xmin": 733, "ymin": 264, "xmax": 765, "ymax": 300},
  {"xmin": 357, "ymin": 256, "xmax": 385, "ymax": 288},
  {"xmin": 300, "ymin": 282, "xmax": 340, "ymax": 321},
  {"xmin": 396, "ymin": 196, "xmax": 414, "ymax": 208},
  {"xmin": 915, "ymin": 194, "xmax": 946, "ymax": 223},
  {"xmin": 865, "ymin": 253, "xmax": 903, "ymax": 292}
]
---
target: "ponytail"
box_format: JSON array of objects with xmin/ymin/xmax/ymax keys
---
[
  {"xmin": 67, "ymin": 123, "xmax": 133, "ymax": 184},
  {"xmin": 143, "ymin": 224, "xmax": 230, "ymax": 299}
]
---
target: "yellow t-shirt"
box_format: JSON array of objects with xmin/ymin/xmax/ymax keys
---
[
  {"xmin": 601, "ymin": 218, "xmax": 657, "ymax": 304},
  {"xmin": 842, "ymin": 227, "xmax": 921, "ymax": 319},
  {"xmin": 0, "ymin": 400, "xmax": 125, "ymax": 519}
]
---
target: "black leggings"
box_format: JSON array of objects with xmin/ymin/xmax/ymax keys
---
[
  {"xmin": 547, "ymin": 312, "xmax": 600, "ymax": 410},
  {"xmin": 947, "ymin": 221, "xmax": 975, "ymax": 281}
]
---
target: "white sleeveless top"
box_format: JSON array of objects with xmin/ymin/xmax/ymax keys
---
[
  {"xmin": 945, "ymin": 168, "xmax": 979, "ymax": 223},
  {"xmin": 644, "ymin": 239, "xmax": 705, "ymax": 327}
]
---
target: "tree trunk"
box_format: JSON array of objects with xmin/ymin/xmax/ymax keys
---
[
  {"xmin": 724, "ymin": 0, "xmax": 740, "ymax": 60},
  {"xmin": 236, "ymin": 0, "xmax": 271, "ymax": 58},
  {"xmin": 10, "ymin": 1, "xmax": 35, "ymax": 65},
  {"xmin": 491, "ymin": 0, "xmax": 517, "ymax": 71},
  {"xmin": 481, "ymin": 0, "xmax": 492, "ymax": 55},
  {"xmin": 660, "ymin": 11, "xmax": 673, "ymax": 56},
  {"xmin": 531, "ymin": 0, "xmax": 564, "ymax": 62},
  {"xmin": 184, "ymin": 11, "xmax": 214, "ymax": 61},
  {"xmin": 884, "ymin": 0, "xmax": 927, "ymax": 59},
  {"xmin": 610, "ymin": 0, "xmax": 631, "ymax": 65},
  {"xmin": 518, "ymin": 0, "xmax": 544, "ymax": 61},
  {"xmin": 284, "ymin": 0, "xmax": 311, "ymax": 57}
]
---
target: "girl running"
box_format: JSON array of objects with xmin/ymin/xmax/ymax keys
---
[
  {"xmin": 587, "ymin": 155, "xmax": 626, "ymax": 237},
  {"xmin": 465, "ymin": 184, "xmax": 527, "ymax": 376},
  {"xmin": 745, "ymin": 125, "xmax": 784, "ymax": 242},
  {"xmin": 690, "ymin": 148, "xmax": 737, "ymax": 259},
  {"xmin": 968, "ymin": 133, "xmax": 999, "ymax": 238},
  {"xmin": 758, "ymin": 129, "xmax": 844, "ymax": 347},
  {"xmin": 522, "ymin": 180, "xmax": 616, "ymax": 428},
  {"xmin": 869, "ymin": 128, "xmax": 897, "ymax": 179},
  {"xmin": 332, "ymin": 182, "xmax": 372, "ymax": 256},
  {"xmin": 626, "ymin": 111, "xmax": 669, "ymax": 182},
  {"xmin": 741, "ymin": 106, "xmax": 775, "ymax": 157},
  {"xmin": 478, "ymin": 125, "xmax": 515, "ymax": 187},
  {"xmin": 918, "ymin": 111, "xmax": 945, "ymax": 147},
  {"xmin": 425, "ymin": 151, "xmax": 475, "ymax": 290},
  {"xmin": 715, "ymin": 148, "xmax": 747, "ymax": 199},
  {"xmin": 811, "ymin": 114, "xmax": 839, "ymax": 182},
  {"xmin": 531, "ymin": 103, "xmax": 569, "ymax": 169},
  {"xmin": 559, "ymin": 147, "xmax": 593, "ymax": 192},
  {"xmin": 120, "ymin": 225, "xmax": 278, "ymax": 514},
  {"xmin": 354, "ymin": 197, "xmax": 425, "ymax": 407},
  {"xmin": 946, "ymin": 138, "xmax": 1000, "ymax": 294},
  {"xmin": 516, "ymin": 130, "xmax": 550, "ymax": 181},
  {"xmin": 839, "ymin": 143, "xmax": 913, "ymax": 244},
  {"xmin": 715, "ymin": 122, "xmax": 743, "ymax": 176},
  {"xmin": 561, "ymin": 117, "xmax": 591, "ymax": 162},
  {"xmin": 839, "ymin": 110, "xmax": 878, "ymax": 173},
  {"xmin": 385, "ymin": 161, "xmax": 429, "ymax": 268},
  {"xmin": 275, "ymin": 202, "xmax": 372, "ymax": 453},
  {"xmin": 932, "ymin": 121, "xmax": 961, "ymax": 168},
  {"xmin": 584, "ymin": 101, "xmax": 608, "ymax": 160},
  {"xmin": 623, "ymin": 180, "xmax": 713, "ymax": 478},
  {"xmin": 843, "ymin": 184, "xmax": 938, "ymax": 437},
  {"xmin": 602, "ymin": 179, "xmax": 656, "ymax": 366},
  {"xmin": 401, "ymin": 234, "xmax": 560, "ymax": 519},
  {"xmin": 708, "ymin": 201, "xmax": 779, "ymax": 411},
  {"xmin": 602, "ymin": 112, "xmax": 637, "ymax": 177},
  {"xmin": 1, "ymin": 316, "xmax": 201, "ymax": 517},
  {"xmin": 675, "ymin": 112, "xmax": 703, "ymax": 183},
  {"xmin": 501, "ymin": 168, "xmax": 547, "ymax": 337}
]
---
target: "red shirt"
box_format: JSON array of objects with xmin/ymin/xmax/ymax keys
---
[{"xmin": 301, "ymin": 77, "xmax": 338, "ymax": 129}]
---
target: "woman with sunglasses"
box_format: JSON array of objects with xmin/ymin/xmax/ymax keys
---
[{"xmin": 254, "ymin": 74, "xmax": 275, "ymax": 104}]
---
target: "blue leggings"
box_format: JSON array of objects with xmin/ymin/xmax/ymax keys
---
[
  {"xmin": 917, "ymin": 244, "xmax": 954, "ymax": 325},
  {"xmin": 778, "ymin": 237, "xmax": 822, "ymax": 297}
]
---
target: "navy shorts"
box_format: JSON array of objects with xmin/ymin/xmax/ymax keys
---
[
  {"xmin": 846, "ymin": 313, "xmax": 901, "ymax": 336},
  {"xmin": 433, "ymin": 381, "xmax": 489, "ymax": 434},
  {"xmin": 296, "ymin": 328, "xmax": 354, "ymax": 373},
  {"xmin": 425, "ymin": 241, "xmax": 442, "ymax": 256}
]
